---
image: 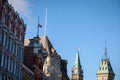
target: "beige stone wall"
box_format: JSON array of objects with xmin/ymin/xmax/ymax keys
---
[{"xmin": 97, "ymin": 74, "xmax": 115, "ymax": 80}]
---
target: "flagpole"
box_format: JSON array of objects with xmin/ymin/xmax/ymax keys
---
[
  {"xmin": 44, "ymin": 8, "xmax": 47, "ymax": 36},
  {"xmin": 37, "ymin": 16, "xmax": 39, "ymax": 37}
]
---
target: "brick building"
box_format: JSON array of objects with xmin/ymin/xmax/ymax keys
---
[{"xmin": 0, "ymin": 0, "xmax": 26, "ymax": 80}]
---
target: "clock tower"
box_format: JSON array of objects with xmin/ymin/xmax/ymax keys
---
[{"xmin": 71, "ymin": 51, "xmax": 83, "ymax": 80}]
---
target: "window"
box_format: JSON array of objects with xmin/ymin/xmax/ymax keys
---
[
  {"xmin": 14, "ymin": 42, "xmax": 16, "ymax": 56},
  {"xmin": 105, "ymin": 67, "xmax": 107, "ymax": 70},
  {"xmin": 9, "ymin": 58, "xmax": 11, "ymax": 72},
  {"xmin": 6, "ymin": 55, "xmax": 9, "ymax": 70},
  {"xmin": 14, "ymin": 61, "xmax": 16, "ymax": 74},
  {"xmin": 102, "ymin": 67, "xmax": 104, "ymax": 70},
  {"xmin": 10, "ymin": 59, "xmax": 13, "ymax": 73},
  {"xmin": 19, "ymin": 66, "xmax": 21, "ymax": 78},
  {"xmin": 5, "ymin": 32, "xmax": 7, "ymax": 48},
  {"xmin": 8, "ymin": 36, "xmax": 10, "ymax": 51},
  {"xmin": 9, "ymin": 37, "xmax": 12, "ymax": 52},
  {"xmin": 8, "ymin": 56, "xmax": 10, "ymax": 71},
  {"xmin": 2, "ymin": 30, "xmax": 5, "ymax": 46},
  {"xmin": 15, "ymin": 63, "xmax": 18, "ymax": 76},
  {"xmin": 12, "ymin": 60, "xmax": 15, "ymax": 73},
  {"xmin": 1, "ymin": 52, "xmax": 4, "ymax": 67},
  {"xmin": 4, "ymin": 54, "xmax": 7, "ymax": 69}
]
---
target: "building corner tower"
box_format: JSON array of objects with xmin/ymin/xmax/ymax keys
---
[
  {"xmin": 96, "ymin": 43, "xmax": 115, "ymax": 80},
  {"xmin": 71, "ymin": 51, "xmax": 83, "ymax": 80}
]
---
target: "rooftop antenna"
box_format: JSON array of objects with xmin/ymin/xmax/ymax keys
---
[
  {"xmin": 44, "ymin": 8, "xmax": 47, "ymax": 36},
  {"xmin": 37, "ymin": 16, "xmax": 39, "ymax": 37},
  {"xmin": 37, "ymin": 16, "xmax": 42, "ymax": 37}
]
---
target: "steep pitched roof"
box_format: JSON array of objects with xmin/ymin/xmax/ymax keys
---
[
  {"xmin": 97, "ymin": 59, "xmax": 115, "ymax": 75},
  {"xmin": 97, "ymin": 43, "xmax": 115, "ymax": 75},
  {"xmin": 74, "ymin": 52, "xmax": 81, "ymax": 68},
  {"xmin": 73, "ymin": 52, "xmax": 83, "ymax": 75}
]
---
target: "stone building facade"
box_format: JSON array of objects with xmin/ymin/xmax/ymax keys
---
[{"xmin": 0, "ymin": 0, "xmax": 26, "ymax": 80}]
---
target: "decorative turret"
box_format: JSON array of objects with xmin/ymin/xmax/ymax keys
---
[
  {"xmin": 96, "ymin": 42, "xmax": 115, "ymax": 80},
  {"xmin": 71, "ymin": 49, "xmax": 83, "ymax": 80}
]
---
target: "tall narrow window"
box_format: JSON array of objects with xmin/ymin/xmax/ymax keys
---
[
  {"xmin": 12, "ymin": 60, "xmax": 15, "ymax": 73},
  {"xmin": 1, "ymin": 52, "xmax": 4, "ymax": 67},
  {"xmin": 19, "ymin": 66, "xmax": 21, "ymax": 78},
  {"xmin": 2, "ymin": 30, "xmax": 4, "ymax": 46},
  {"xmin": 8, "ymin": 36, "xmax": 10, "ymax": 51},
  {"xmin": 9, "ymin": 37, "xmax": 12, "ymax": 52},
  {"xmin": 14, "ymin": 61, "xmax": 16, "ymax": 74},
  {"xmin": 9, "ymin": 58, "xmax": 11, "ymax": 72},
  {"xmin": 5, "ymin": 32, "xmax": 7, "ymax": 48},
  {"xmin": 11, "ymin": 39, "xmax": 13, "ymax": 53},
  {"xmin": 7, "ymin": 56, "xmax": 9, "ymax": 71},
  {"xmin": 8, "ymin": 56, "xmax": 10, "ymax": 71},
  {"xmin": 11, "ymin": 59, "xmax": 13, "ymax": 73},
  {"xmin": 4, "ymin": 54, "xmax": 7, "ymax": 69}
]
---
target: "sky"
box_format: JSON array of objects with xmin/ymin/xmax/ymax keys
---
[{"xmin": 8, "ymin": 0, "xmax": 120, "ymax": 80}]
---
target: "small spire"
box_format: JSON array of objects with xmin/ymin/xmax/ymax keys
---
[{"xmin": 74, "ymin": 48, "xmax": 81, "ymax": 68}]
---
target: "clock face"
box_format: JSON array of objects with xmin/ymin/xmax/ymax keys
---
[
  {"xmin": 47, "ymin": 66, "xmax": 53, "ymax": 72},
  {"xmin": 74, "ymin": 69, "xmax": 78, "ymax": 73}
]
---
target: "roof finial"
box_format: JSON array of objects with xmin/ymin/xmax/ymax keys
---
[{"xmin": 78, "ymin": 48, "xmax": 80, "ymax": 52}]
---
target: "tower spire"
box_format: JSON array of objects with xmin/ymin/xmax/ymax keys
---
[
  {"xmin": 74, "ymin": 48, "xmax": 81, "ymax": 68},
  {"xmin": 104, "ymin": 41, "xmax": 108, "ymax": 59}
]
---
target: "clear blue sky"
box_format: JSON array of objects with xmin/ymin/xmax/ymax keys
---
[{"xmin": 9, "ymin": 0, "xmax": 120, "ymax": 80}]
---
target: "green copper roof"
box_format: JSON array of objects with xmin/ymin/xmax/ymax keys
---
[
  {"xmin": 74, "ymin": 52, "xmax": 81, "ymax": 68},
  {"xmin": 97, "ymin": 59, "xmax": 115, "ymax": 75}
]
